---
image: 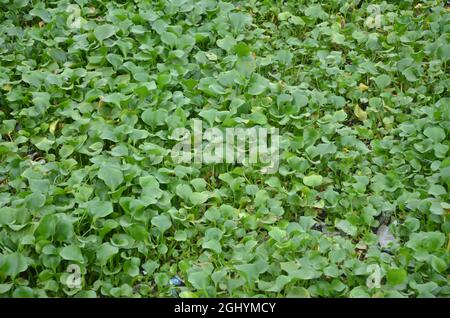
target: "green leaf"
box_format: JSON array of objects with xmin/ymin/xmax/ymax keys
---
[
  {"xmin": 161, "ymin": 32, "xmax": 177, "ymax": 46},
  {"xmin": 373, "ymin": 74, "xmax": 391, "ymax": 89},
  {"xmin": 292, "ymin": 91, "xmax": 309, "ymax": 108},
  {"xmin": 305, "ymin": 4, "xmax": 328, "ymax": 20},
  {"xmin": 335, "ymin": 220, "xmax": 357, "ymax": 237},
  {"xmin": 424, "ymin": 127, "xmax": 445, "ymax": 143},
  {"xmin": 94, "ymin": 24, "xmax": 117, "ymax": 42},
  {"xmin": 202, "ymin": 239, "xmax": 222, "ymax": 254},
  {"xmin": 286, "ymin": 286, "xmax": 310, "ymax": 298},
  {"xmin": 229, "ymin": 12, "xmax": 252, "ymax": 32},
  {"xmin": 303, "ymin": 175, "xmax": 323, "ymax": 187},
  {"xmin": 176, "ymin": 184, "xmax": 193, "ymax": 201},
  {"xmin": 0, "ymin": 283, "xmax": 13, "ymax": 294},
  {"xmin": 30, "ymin": 8, "xmax": 52, "ymax": 22},
  {"xmin": 430, "ymin": 255, "xmax": 447, "ymax": 273},
  {"xmin": 60, "ymin": 245, "xmax": 84, "ymax": 263},
  {"xmin": 98, "ymin": 165, "xmax": 124, "ymax": 190},
  {"xmin": 386, "ymin": 268, "xmax": 407, "ymax": 286},
  {"xmin": 142, "ymin": 109, "xmax": 168, "ymax": 128},
  {"xmin": 103, "ymin": 93, "xmax": 125, "ymax": 108},
  {"xmin": 247, "ymin": 74, "xmax": 269, "ymax": 95},
  {"xmin": 0, "ymin": 253, "xmax": 29, "ymax": 277},
  {"xmin": 217, "ymin": 35, "xmax": 236, "ymax": 51},
  {"xmin": 0, "ymin": 207, "xmax": 15, "ymax": 225},
  {"xmin": 12, "ymin": 286, "xmax": 34, "ymax": 298},
  {"xmin": 96, "ymin": 243, "xmax": 119, "ymax": 266},
  {"xmin": 25, "ymin": 192, "xmax": 46, "ymax": 210},
  {"xmin": 292, "ymin": 267, "xmax": 316, "ymax": 280},
  {"xmin": 86, "ymin": 200, "xmax": 114, "ymax": 219},
  {"xmin": 354, "ymin": 104, "xmax": 367, "ymax": 121},
  {"xmin": 151, "ymin": 215, "xmax": 172, "ymax": 233},
  {"xmin": 190, "ymin": 192, "xmax": 209, "ymax": 206},
  {"xmin": 234, "ymin": 42, "xmax": 251, "ymax": 57}
]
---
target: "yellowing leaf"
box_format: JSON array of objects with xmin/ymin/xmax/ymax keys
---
[
  {"xmin": 358, "ymin": 83, "xmax": 369, "ymax": 92},
  {"xmin": 49, "ymin": 120, "xmax": 58, "ymax": 135},
  {"xmin": 354, "ymin": 104, "xmax": 367, "ymax": 121}
]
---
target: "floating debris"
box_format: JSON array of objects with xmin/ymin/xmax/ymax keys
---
[
  {"xmin": 377, "ymin": 224, "xmax": 396, "ymax": 248},
  {"xmin": 169, "ymin": 275, "xmax": 185, "ymax": 287}
]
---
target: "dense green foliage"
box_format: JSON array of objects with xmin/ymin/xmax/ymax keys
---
[{"xmin": 0, "ymin": 0, "xmax": 449, "ymax": 298}]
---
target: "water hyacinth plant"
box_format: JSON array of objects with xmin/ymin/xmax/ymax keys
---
[{"xmin": 0, "ymin": 0, "xmax": 449, "ymax": 298}]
